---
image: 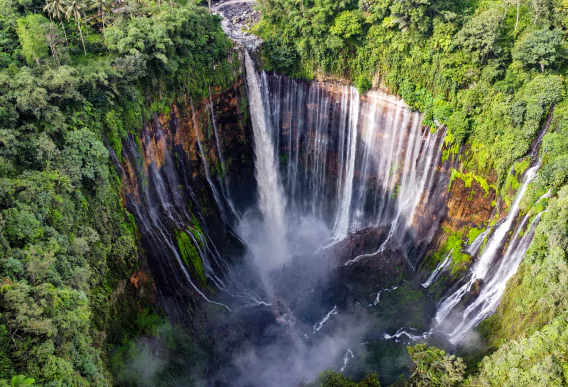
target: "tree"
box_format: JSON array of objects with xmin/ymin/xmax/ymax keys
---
[
  {"xmin": 43, "ymin": 22, "xmax": 67, "ymax": 65},
  {"xmin": 505, "ymin": 0, "xmax": 521, "ymax": 32},
  {"xmin": 314, "ymin": 371, "xmax": 381, "ymax": 387},
  {"xmin": 89, "ymin": 0, "xmax": 110, "ymax": 31},
  {"xmin": 389, "ymin": 0, "xmax": 432, "ymax": 33},
  {"xmin": 44, "ymin": 0, "xmax": 66, "ymax": 20},
  {"xmin": 446, "ymin": 111, "xmax": 470, "ymax": 144},
  {"xmin": 43, "ymin": 0, "xmax": 68, "ymax": 41},
  {"xmin": 63, "ymin": 0, "xmax": 87, "ymax": 55},
  {"xmin": 513, "ymin": 28, "xmax": 564, "ymax": 72},
  {"xmin": 330, "ymin": 11, "xmax": 364, "ymax": 40},
  {"xmin": 453, "ymin": 6, "xmax": 506, "ymax": 64},
  {"xmin": 16, "ymin": 15, "xmax": 50, "ymax": 66},
  {"xmin": 530, "ymin": 0, "xmax": 550, "ymax": 24},
  {"xmin": 407, "ymin": 344, "xmax": 465, "ymax": 387}
]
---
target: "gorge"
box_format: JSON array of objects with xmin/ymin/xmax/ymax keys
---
[{"xmin": 115, "ymin": 31, "xmax": 549, "ymax": 384}]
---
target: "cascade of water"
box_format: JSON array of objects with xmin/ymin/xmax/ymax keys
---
[
  {"xmin": 420, "ymin": 128, "xmax": 447, "ymax": 217},
  {"xmin": 376, "ymin": 105, "xmax": 408, "ymax": 226},
  {"xmin": 262, "ymin": 75, "xmax": 441, "ymax": 245},
  {"xmin": 422, "ymin": 251, "xmax": 453, "ymax": 288},
  {"xmin": 435, "ymin": 164, "xmax": 540, "ymax": 336},
  {"xmin": 447, "ymin": 210, "xmax": 544, "ymax": 343},
  {"xmin": 313, "ymin": 306, "xmax": 338, "ymax": 333},
  {"xmin": 405, "ymin": 128, "xmax": 440, "ymax": 229},
  {"xmin": 369, "ymin": 285, "xmax": 399, "ymax": 306},
  {"xmin": 340, "ymin": 349, "xmax": 354, "ymax": 372},
  {"xmin": 335, "ymin": 87, "xmax": 350, "ymax": 222},
  {"xmin": 190, "ymin": 100, "xmax": 229, "ymax": 224},
  {"xmin": 141, "ymin": 124, "xmax": 184, "ymax": 222},
  {"xmin": 208, "ymin": 87, "xmax": 240, "ymax": 219},
  {"xmin": 122, "ymin": 124, "xmax": 236, "ymax": 311},
  {"xmin": 290, "ymin": 81, "xmax": 305, "ymax": 213},
  {"xmin": 535, "ymin": 189, "xmax": 552, "ymax": 204},
  {"xmin": 312, "ymin": 84, "xmax": 332, "ymax": 219},
  {"xmin": 353, "ymin": 97, "xmax": 382, "ymax": 226},
  {"xmin": 244, "ymin": 51, "xmax": 290, "ymax": 269},
  {"xmin": 249, "ymin": 74, "xmax": 450, "ymax": 274},
  {"xmin": 466, "ymin": 229, "xmax": 491, "ymax": 256},
  {"xmin": 333, "ymin": 88, "xmax": 360, "ymax": 239},
  {"xmin": 396, "ymin": 114, "xmax": 422, "ymax": 210},
  {"xmin": 382, "ymin": 327, "xmax": 430, "ymax": 343}
]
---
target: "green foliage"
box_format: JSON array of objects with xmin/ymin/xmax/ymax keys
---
[
  {"xmin": 0, "ymin": 0, "xmax": 233, "ymax": 385},
  {"xmin": 439, "ymin": 230, "xmax": 472, "ymax": 276},
  {"xmin": 408, "ymin": 344, "xmax": 466, "ymax": 386},
  {"xmin": 453, "ymin": 6, "xmax": 506, "ymax": 65},
  {"xmin": 467, "ymin": 317, "xmax": 568, "ymax": 386},
  {"xmin": 9, "ymin": 375, "xmax": 35, "ymax": 387},
  {"xmin": 331, "ymin": 10, "xmax": 364, "ymax": 40},
  {"xmin": 513, "ymin": 28, "xmax": 564, "ymax": 72},
  {"xmin": 448, "ymin": 169, "xmax": 493, "ymax": 197},
  {"xmin": 467, "ymin": 185, "xmax": 568, "ymax": 381},
  {"xmin": 355, "ymin": 75, "xmax": 372, "ymax": 93},
  {"xmin": 502, "ymin": 158, "xmax": 531, "ymax": 206},
  {"xmin": 467, "ymin": 227, "xmax": 485, "ymax": 245},
  {"xmin": 537, "ymin": 99, "xmax": 568, "ymax": 191},
  {"xmin": 490, "ymin": 187, "xmax": 568, "ymax": 337},
  {"xmin": 445, "ymin": 111, "xmax": 470, "ymax": 144},
  {"xmin": 104, "ymin": 4, "xmax": 234, "ymax": 99},
  {"xmin": 312, "ymin": 370, "xmax": 380, "ymax": 387},
  {"xmin": 16, "ymin": 14, "xmax": 50, "ymax": 66},
  {"xmin": 317, "ymin": 371, "xmax": 358, "ymax": 387},
  {"xmin": 176, "ymin": 230, "xmax": 206, "ymax": 285},
  {"xmin": 255, "ymin": 0, "xmax": 568, "ymax": 184}
]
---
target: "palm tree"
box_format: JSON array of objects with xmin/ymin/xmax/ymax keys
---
[
  {"xmin": 44, "ymin": 0, "xmax": 65, "ymax": 19},
  {"xmin": 89, "ymin": 0, "xmax": 110, "ymax": 31},
  {"xmin": 44, "ymin": 0, "xmax": 68, "ymax": 41},
  {"xmin": 63, "ymin": 0, "xmax": 87, "ymax": 55}
]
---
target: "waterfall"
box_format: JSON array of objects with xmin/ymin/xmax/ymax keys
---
[
  {"xmin": 435, "ymin": 164, "xmax": 540, "ymax": 341},
  {"xmin": 333, "ymin": 88, "xmax": 360, "ymax": 239},
  {"xmin": 209, "ymin": 87, "xmax": 240, "ymax": 219},
  {"xmin": 256, "ymin": 74, "xmax": 444, "ymax": 249},
  {"xmin": 190, "ymin": 99, "xmax": 229, "ymax": 224},
  {"xmin": 466, "ymin": 229, "xmax": 491, "ymax": 256},
  {"xmin": 121, "ymin": 119, "xmax": 238, "ymax": 312},
  {"xmin": 244, "ymin": 51, "xmax": 290, "ymax": 269},
  {"xmin": 445, "ymin": 211, "xmax": 544, "ymax": 343},
  {"xmin": 422, "ymin": 251, "xmax": 453, "ymax": 288}
]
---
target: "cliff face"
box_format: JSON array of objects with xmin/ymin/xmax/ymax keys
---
[
  {"xmin": 118, "ymin": 73, "xmax": 256, "ymax": 322},
  {"xmin": 445, "ymin": 178, "xmax": 496, "ymax": 231},
  {"xmin": 260, "ymin": 73, "xmax": 501, "ymax": 284},
  {"xmin": 116, "ymin": 61, "xmax": 507, "ymax": 325}
]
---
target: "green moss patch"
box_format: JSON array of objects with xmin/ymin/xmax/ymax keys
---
[
  {"xmin": 176, "ymin": 229, "xmax": 206, "ymax": 285},
  {"xmin": 448, "ymin": 169, "xmax": 495, "ymax": 197}
]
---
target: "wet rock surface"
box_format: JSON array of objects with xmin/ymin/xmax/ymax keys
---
[{"xmin": 119, "ymin": 77, "xmax": 257, "ymax": 325}]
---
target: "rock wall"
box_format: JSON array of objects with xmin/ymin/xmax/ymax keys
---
[{"xmin": 118, "ymin": 72, "xmax": 257, "ymax": 323}]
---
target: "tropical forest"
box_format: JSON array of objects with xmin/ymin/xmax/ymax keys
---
[{"xmin": 0, "ymin": 0, "xmax": 567, "ymax": 385}]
